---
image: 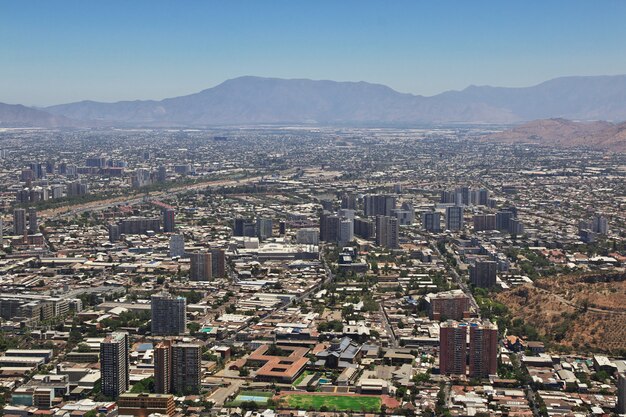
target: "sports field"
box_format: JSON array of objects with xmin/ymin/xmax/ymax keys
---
[
  {"xmin": 227, "ymin": 390, "xmax": 273, "ymax": 406},
  {"xmin": 281, "ymin": 393, "xmax": 381, "ymax": 412}
]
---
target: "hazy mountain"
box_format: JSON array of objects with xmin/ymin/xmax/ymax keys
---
[
  {"xmin": 0, "ymin": 74, "xmax": 619, "ymax": 127},
  {"xmin": 0, "ymin": 102, "xmax": 76, "ymax": 128},
  {"xmin": 487, "ymin": 118, "xmax": 626, "ymax": 152}
]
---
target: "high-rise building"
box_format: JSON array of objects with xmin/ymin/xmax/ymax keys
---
[
  {"xmin": 108, "ymin": 224, "xmax": 121, "ymax": 243},
  {"xmin": 338, "ymin": 218, "xmax": 354, "ymax": 246},
  {"xmin": 296, "ymin": 228, "xmax": 320, "ymax": 245},
  {"xmin": 477, "ymin": 189, "xmax": 490, "ymax": 206},
  {"xmin": 591, "ymin": 214, "xmax": 608, "ymax": 235},
  {"xmin": 157, "ymin": 165, "xmax": 167, "ymax": 183},
  {"xmin": 340, "ymin": 193, "xmax": 357, "ymax": 210},
  {"xmin": 446, "ymin": 206, "xmax": 464, "ymax": 231},
  {"xmin": 429, "ymin": 290, "xmax": 471, "ymax": 321},
  {"xmin": 392, "ymin": 204, "xmax": 415, "ymax": 226},
  {"xmin": 495, "ymin": 210, "xmax": 513, "ymax": 233},
  {"xmin": 439, "ymin": 321, "xmax": 468, "ymax": 376},
  {"xmin": 169, "ymin": 234, "xmax": 185, "ymax": 258},
  {"xmin": 13, "ymin": 208, "xmax": 26, "ymax": 235},
  {"xmin": 154, "ymin": 340, "xmax": 172, "ymax": 394},
  {"xmin": 189, "ymin": 252, "xmax": 212, "ymax": 281},
  {"xmin": 233, "ymin": 217, "xmax": 255, "ymax": 237},
  {"xmin": 163, "ymin": 209, "xmax": 175, "ymax": 233},
  {"xmin": 151, "ymin": 293, "xmax": 186, "ymax": 336},
  {"xmin": 473, "ymin": 214, "xmax": 496, "ymax": 232},
  {"xmin": 422, "ymin": 211, "xmax": 442, "ymax": 233},
  {"xmin": 375, "ymin": 215, "xmax": 399, "ymax": 249},
  {"xmin": 256, "ymin": 218, "xmax": 273, "ymax": 240},
  {"xmin": 100, "ymin": 332, "xmax": 129, "ymax": 398},
  {"xmin": 27, "ymin": 207, "xmax": 38, "ymax": 234},
  {"xmin": 363, "ymin": 194, "xmax": 396, "ymax": 217},
  {"xmin": 509, "ymin": 218, "xmax": 525, "ymax": 235},
  {"xmin": 468, "ymin": 321, "xmax": 498, "ymax": 378},
  {"xmin": 171, "ymin": 343, "xmax": 202, "ymax": 395},
  {"xmin": 319, "ymin": 212, "xmax": 340, "ymax": 243},
  {"xmin": 469, "ymin": 260, "xmax": 498, "ymax": 288},
  {"xmin": 354, "ymin": 217, "xmax": 375, "ymax": 239},
  {"xmin": 210, "ymin": 248, "xmax": 226, "ymax": 278}
]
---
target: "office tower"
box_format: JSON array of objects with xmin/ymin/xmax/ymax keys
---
[
  {"xmin": 445, "ymin": 206, "xmax": 464, "ymax": 231},
  {"xmin": 157, "ymin": 165, "xmax": 167, "ymax": 183},
  {"xmin": 154, "ymin": 340, "xmax": 172, "ymax": 394},
  {"xmin": 363, "ymin": 194, "xmax": 396, "ymax": 217},
  {"xmin": 617, "ymin": 372, "xmax": 626, "ymax": 414},
  {"xmin": 319, "ymin": 212, "xmax": 340, "ymax": 243},
  {"xmin": 0, "ymin": 218, "xmax": 3, "ymax": 241},
  {"xmin": 28, "ymin": 207, "xmax": 37, "ymax": 234},
  {"xmin": 297, "ymin": 228, "xmax": 320, "ymax": 245},
  {"xmin": 338, "ymin": 218, "xmax": 354, "ymax": 246},
  {"xmin": 354, "ymin": 217, "xmax": 375, "ymax": 239},
  {"xmin": 439, "ymin": 321, "xmax": 468, "ymax": 376},
  {"xmin": 108, "ymin": 224, "xmax": 121, "ymax": 243},
  {"xmin": 278, "ymin": 221, "xmax": 286, "ymax": 235},
  {"xmin": 422, "ymin": 211, "xmax": 442, "ymax": 233},
  {"xmin": 469, "ymin": 260, "xmax": 497, "ymax": 288},
  {"xmin": 210, "ymin": 248, "xmax": 226, "ymax": 278},
  {"xmin": 169, "ymin": 234, "xmax": 185, "ymax": 258},
  {"xmin": 341, "ymin": 193, "xmax": 357, "ymax": 210},
  {"xmin": 171, "ymin": 343, "xmax": 202, "ymax": 395},
  {"xmin": 256, "ymin": 218, "xmax": 273, "ymax": 240},
  {"xmin": 151, "ymin": 293, "xmax": 186, "ymax": 336},
  {"xmin": 13, "ymin": 208, "xmax": 26, "ymax": 235},
  {"xmin": 495, "ymin": 210, "xmax": 513, "ymax": 233},
  {"xmin": 473, "ymin": 214, "xmax": 496, "ymax": 232},
  {"xmin": 375, "ymin": 215, "xmax": 399, "ymax": 249},
  {"xmin": 468, "ymin": 321, "xmax": 498, "ymax": 378},
  {"xmin": 163, "ymin": 209, "xmax": 175, "ymax": 233},
  {"xmin": 189, "ymin": 252, "xmax": 212, "ymax": 281},
  {"xmin": 100, "ymin": 332, "xmax": 129, "ymax": 398}
]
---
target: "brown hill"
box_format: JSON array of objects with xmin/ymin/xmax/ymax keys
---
[
  {"xmin": 495, "ymin": 272, "xmax": 626, "ymax": 354},
  {"xmin": 487, "ymin": 118, "xmax": 626, "ymax": 152}
]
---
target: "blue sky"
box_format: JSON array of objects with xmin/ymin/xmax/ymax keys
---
[{"xmin": 2, "ymin": 0, "xmax": 626, "ymax": 106}]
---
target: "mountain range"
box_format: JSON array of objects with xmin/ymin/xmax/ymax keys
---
[{"xmin": 2, "ymin": 74, "xmax": 626, "ymax": 127}]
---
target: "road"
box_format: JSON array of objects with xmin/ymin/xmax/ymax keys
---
[
  {"xmin": 380, "ymin": 303, "xmax": 398, "ymax": 348},
  {"xmin": 40, "ymin": 172, "xmax": 277, "ymax": 222},
  {"xmin": 432, "ymin": 241, "xmax": 480, "ymax": 314}
]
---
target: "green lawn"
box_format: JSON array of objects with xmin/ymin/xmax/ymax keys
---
[
  {"xmin": 292, "ymin": 370, "xmax": 312, "ymax": 386},
  {"xmin": 283, "ymin": 394, "xmax": 381, "ymax": 412}
]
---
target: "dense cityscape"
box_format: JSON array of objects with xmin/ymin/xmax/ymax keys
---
[{"xmin": 0, "ymin": 126, "xmax": 623, "ymax": 417}]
